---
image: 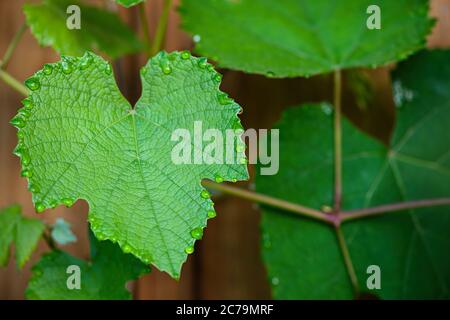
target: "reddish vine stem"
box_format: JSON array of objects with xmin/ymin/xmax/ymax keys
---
[
  {"xmin": 333, "ymin": 69, "xmax": 342, "ymax": 213},
  {"xmin": 138, "ymin": 2, "xmax": 152, "ymax": 56},
  {"xmin": 150, "ymin": 0, "xmax": 173, "ymax": 56},
  {"xmin": 335, "ymin": 227, "xmax": 360, "ymax": 295},
  {"xmin": 340, "ymin": 198, "xmax": 450, "ymax": 222},
  {"xmin": 203, "ymin": 180, "xmax": 332, "ymax": 224}
]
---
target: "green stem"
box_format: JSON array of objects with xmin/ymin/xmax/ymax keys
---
[
  {"xmin": 335, "ymin": 226, "xmax": 360, "ymax": 296},
  {"xmin": 333, "ymin": 69, "xmax": 342, "ymax": 212},
  {"xmin": 138, "ymin": 2, "xmax": 151, "ymax": 56},
  {"xmin": 203, "ymin": 180, "xmax": 332, "ymax": 224},
  {"xmin": 42, "ymin": 230, "xmax": 56, "ymax": 250},
  {"xmin": 0, "ymin": 69, "xmax": 28, "ymax": 96},
  {"xmin": 0, "ymin": 23, "xmax": 26, "ymax": 69},
  {"xmin": 341, "ymin": 198, "xmax": 450, "ymax": 222},
  {"xmin": 150, "ymin": 0, "xmax": 173, "ymax": 56}
]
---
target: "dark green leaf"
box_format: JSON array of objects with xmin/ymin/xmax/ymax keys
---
[
  {"xmin": 180, "ymin": 0, "xmax": 434, "ymax": 77},
  {"xmin": 257, "ymin": 50, "xmax": 450, "ymax": 299}
]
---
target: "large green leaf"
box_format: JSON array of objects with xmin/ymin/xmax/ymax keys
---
[
  {"xmin": 257, "ymin": 50, "xmax": 450, "ymax": 299},
  {"xmin": 26, "ymin": 230, "xmax": 150, "ymax": 300},
  {"xmin": 115, "ymin": 0, "xmax": 145, "ymax": 7},
  {"xmin": 0, "ymin": 205, "xmax": 45, "ymax": 268},
  {"xmin": 180, "ymin": 0, "xmax": 434, "ymax": 77},
  {"xmin": 12, "ymin": 51, "xmax": 248, "ymax": 278},
  {"xmin": 24, "ymin": 0, "xmax": 142, "ymax": 59}
]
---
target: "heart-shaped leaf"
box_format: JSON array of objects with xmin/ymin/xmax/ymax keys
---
[
  {"xmin": 180, "ymin": 0, "xmax": 434, "ymax": 77},
  {"xmin": 24, "ymin": 0, "xmax": 143, "ymax": 59},
  {"xmin": 26, "ymin": 230, "xmax": 150, "ymax": 300},
  {"xmin": 12, "ymin": 51, "xmax": 248, "ymax": 278},
  {"xmin": 257, "ymin": 50, "xmax": 450, "ymax": 299},
  {"xmin": 0, "ymin": 205, "xmax": 45, "ymax": 268}
]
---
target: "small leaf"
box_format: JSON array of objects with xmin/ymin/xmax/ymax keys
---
[
  {"xmin": 23, "ymin": 0, "xmax": 142, "ymax": 58},
  {"xmin": 51, "ymin": 218, "xmax": 77, "ymax": 245},
  {"xmin": 13, "ymin": 51, "xmax": 248, "ymax": 278},
  {"xmin": 26, "ymin": 230, "xmax": 150, "ymax": 300},
  {"xmin": 0, "ymin": 205, "xmax": 45, "ymax": 268},
  {"xmin": 115, "ymin": 0, "xmax": 145, "ymax": 8},
  {"xmin": 257, "ymin": 50, "xmax": 450, "ymax": 299},
  {"xmin": 180, "ymin": 0, "xmax": 434, "ymax": 77}
]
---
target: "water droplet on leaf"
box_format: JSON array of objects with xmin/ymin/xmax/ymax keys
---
[
  {"xmin": 214, "ymin": 175, "xmax": 224, "ymax": 183},
  {"xmin": 10, "ymin": 116, "xmax": 25, "ymax": 128},
  {"xmin": 193, "ymin": 34, "xmax": 201, "ymax": 43},
  {"xmin": 207, "ymin": 210, "xmax": 216, "ymax": 218},
  {"xmin": 190, "ymin": 227, "xmax": 203, "ymax": 240},
  {"xmin": 271, "ymin": 277, "xmax": 280, "ymax": 286},
  {"xmin": 25, "ymin": 77, "xmax": 40, "ymax": 91},
  {"xmin": 198, "ymin": 57, "xmax": 207, "ymax": 69},
  {"xmin": 200, "ymin": 190, "xmax": 210, "ymax": 199},
  {"xmin": 43, "ymin": 64, "xmax": 53, "ymax": 75},
  {"xmin": 22, "ymin": 98, "xmax": 33, "ymax": 110},
  {"xmin": 123, "ymin": 244, "xmax": 132, "ymax": 253},
  {"xmin": 185, "ymin": 245, "xmax": 194, "ymax": 254},
  {"xmin": 62, "ymin": 61, "xmax": 73, "ymax": 74},
  {"xmin": 35, "ymin": 202, "xmax": 45, "ymax": 213},
  {"xmin": 21, "ymin": 169, "xmax": 32, "ymax": 178},
  {"xmin": 181, "ymin": 51, "xmax": 190, "ymax": 60},
  {"xmin": 62, "ymin": 198, "xmax": 74, "ymax": 207},
  {"xmin": 21, "ymin": 153, "xmax": 31, "ymax": 166}
]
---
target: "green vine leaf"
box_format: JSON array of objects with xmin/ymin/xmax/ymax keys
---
[
  {"xmin": 0, "ymin": 205, "xmax": 45, "ymax": 269},
  {"xmin": 257, "ymin": 50, "xmax": 450, "ymax": 299},
  {"xmin": 23, "ymin": 0, "xmax": 142, "ymax": 59},
  {"xmin": 26, "ymin": 230, "xmax": 150, "ymax": 300},
  {"xmin": 180, "ymin": 0, "xmax": 434, "ymax": 77},
  {"xmin": 12, "ymin": 51, "xmax": 248, "ymax": 278},
  {"xmin": 115, "ymin": 0, "xmax": 145, "ymax": 8}
]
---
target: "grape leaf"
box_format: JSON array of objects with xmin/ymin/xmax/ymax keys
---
[
  {"xmin": 115, "ymin": 0, "xmax": 145, "ymax": 8},
  {"xmin": 51, "ymin": 218, "xmax": 77, "ymax": 245},
  {"xmin": 0, "ymin": 205, "xmax": 45, "ymax": 268},
  {"xmin": 257, "ymin": 50, "xmax": 450, "ymax": 299},
  {"xmin": 26, "ymin": 230, "xmax": 150, "ymax": 300},
  {"xmin": 12, "ymin": 51, "xmax": 248, "ymax": 278},
  {"xmin": 180, "ymin": 0, "xmax": 434, "ymax": 77},
  {"xmin": 23, "ymin": 0, "xmax": 142, "ymax": 59}
]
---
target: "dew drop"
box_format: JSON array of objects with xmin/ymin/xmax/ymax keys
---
[
  {"xmin": 198, "ymin": 57, "xmax": 207, "ymax": 69},
  {"xmin": 213, "ymin": 73, "xmax": 222, "ymax": 83},
  {"xmin": 62, "ymin": 61, "xmax": 73, "ymax": 74},
  {"xmin": 200, "ymin": 190, "xmax": 210, "ymax": 199},
  {"xmin": 321, "ymin": 205, "xmax": 333, "ymax": 213},
  {"xmin": 80, "ymin": 54, "xmax": 93, "ymax": 70},
  {"xmin": 21, "ymin": 169, "xmax": 32, "ymax": 178},
  {"xmin": 140, "ymin": 67, "xmax": 148, "ymax": 76},
  {"xmin": 185, "ymin": 245, "xmax": 195, "ymax": 254},
  {"xmin": 193, "ymin": 34, "xmax": 201, "ymax": 43},
  {"xmin": 43, "ymin": 64, "xmax": 53, "ymax": 75},
  {"xmin": 104, "ymin": 63, "xmax": 112, "ymax": 75},
  {"xmin": 214, "ymin": 175, "xmax": 224, "ymax": 183},
  {"xmin": 17, "ymin": 131, "xmax": 24, "ymax": 139},
  {"xmin": 240, "ymin": 157, "xmax": 248, "ymax": 165},
  {"xmin": 207, "ymin": 210, "xmax": 216, "ymax": 218},
  {"xmin": 25, "ymin": 77, "xmax": 40, "ymax": 91},
  {"xmin": 20, "ymin": 108, "xmax": 31, "ymax": 118},
  {"xmin": 50, "ymin": 200, "xmax": 58, "ymax": 208},
  {"xmin": 217, "ymin": 93, "xmax": 232, "ymax": 105},
  {"xmin": 35, "ymin": 202, "xmax": 45, "ymax": 213},
  {"xmin": 231, "ymin": 178, "xmax": 237, "ymax": 183},
  {"xmin": 160, "ymin": 60, "xmax": 172, "ymax": 75},
  {"xmin": 181, "ymin": 51, "xmax": 190, "ymax": 60},
  {"xmin": 62, "ymin": 198, "xmax": 74, "ymax": 207},
  {"xmin": 190, "ymin": 227, "xmax": 203, "ymax": 240},
  {"xmin": 267, "ymin": 71, "xmax": 275, "ymax": 78},
  {"xmin": 29, "ymin": 184, "xmax": 40, "ymax": 194},
  {"xmin": 123, "ymin": 244, "xmax": 132, "ymax": 253},
  {"xmin": 22, "ymin": 98, "xmax": 33, "ymax": 110},
  {"xmin": 10, "ymin": 116, "xmax": 25, "ymax": 128},
  {"xmin": 21, "ymin": 153, "xmax": 31, "ymax": 166},
  {"xmin": 271, "ymin": 277, "xmax": 280, "ymax": 286},
  {"xmin": 96, "ymin": 233, "xmax": 106, "ymax": 241}
]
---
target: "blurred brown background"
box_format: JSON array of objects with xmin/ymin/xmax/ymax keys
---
[{"xmin": 0, "ymin": 0, "xmax": 449, "ymax": 299}]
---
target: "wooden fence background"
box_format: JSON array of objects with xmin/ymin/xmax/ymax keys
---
[{"xmin": 0, "ymin": 0, "xmax": 449, "ymax": 299}]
